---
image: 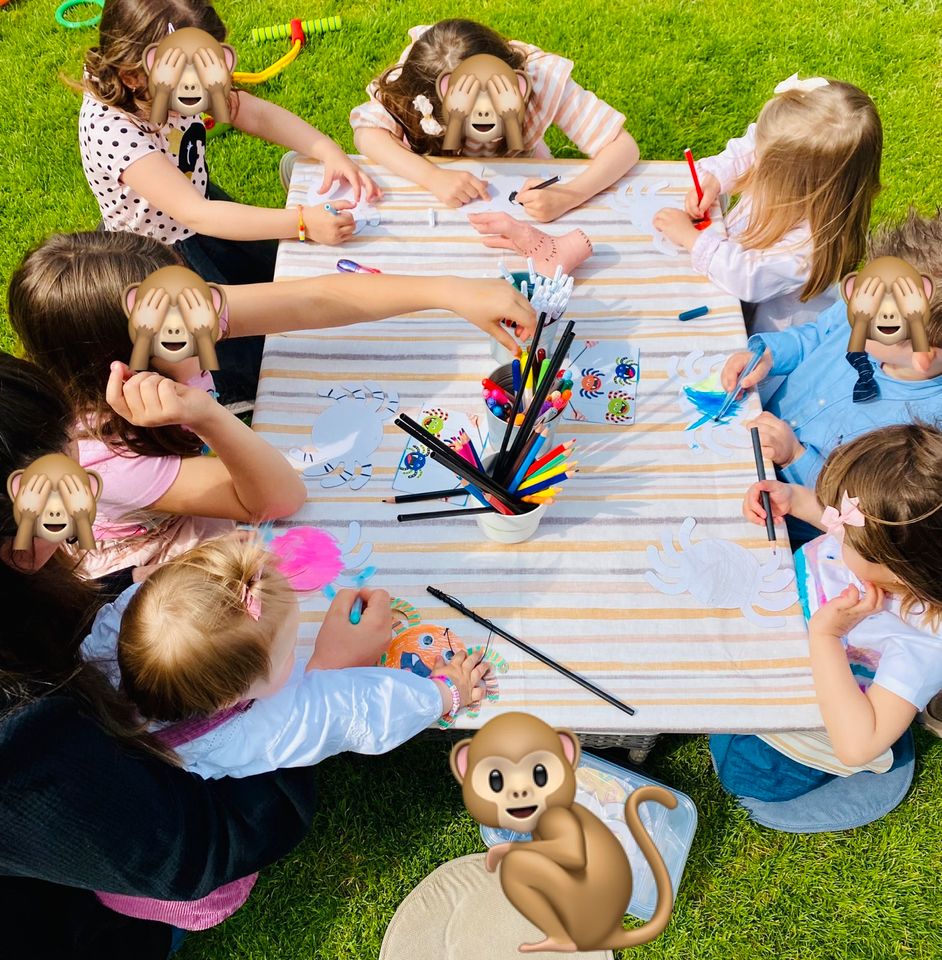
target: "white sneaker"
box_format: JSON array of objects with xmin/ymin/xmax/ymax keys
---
[
  {"xmin": 918, "ymin": 691, "xmax": 942, "ymax": 738},
  {"xmin": 279, "ymin": 150, "xmax": 300, "ymax": 192}
]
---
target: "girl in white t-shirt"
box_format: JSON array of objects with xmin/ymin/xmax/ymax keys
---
[
  {"xmin": 81, "ymin": 533, "xmax": 489, "ymax": 929},
  {"xmin": 8, "ymin": 231, "xmax": 534, "ymax": 582},
  {"xmin": 78, "ymin": 0, "xmax": 377, "ymax": 287},
  {"xmin": 653, "ymin": 76, "xmax": 882, "ymax": 335},
  {"xmin": 725, "ymin": 422, "xmax": 942, "ymax": 802}
]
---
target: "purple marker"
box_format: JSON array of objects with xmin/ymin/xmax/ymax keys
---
[{"xmin": 336, "ymin": 259, "xmax": 383, "ymax": 275}]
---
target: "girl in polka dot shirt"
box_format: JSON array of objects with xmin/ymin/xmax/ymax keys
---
[{"xmin": 78, "ymin": 0, "xmax": 377, "ymax": 288}]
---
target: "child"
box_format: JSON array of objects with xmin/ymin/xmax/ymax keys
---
[
  {"xmin": 653, "ymin": 75, "xmax": 882, "ymax": 334},
  {"xmin": 718, "ymin": 211, "xmax": 942, "ymax": 490},
  {"xmin": 722, "ymin": 423, "xmax": 942, "ymax": 802},
  {"xmin": 351, "ymin": 20, "xmax": 639, "ymax": 220},
  {"xmin": 79, "ymin": 533, "xmax": 489, "ymax": 928},
  {"xmin": 78, "ymin": 0, "xmax": 379, "ymax": 288},
  {"xmin": 8, "ymin": 231, "xmax": 534, "ymax": 582}
]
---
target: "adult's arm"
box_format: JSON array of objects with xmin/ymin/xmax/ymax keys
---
[{"xmin": 0, "ymin": 696, "xmax": 317, "ymax": 899}]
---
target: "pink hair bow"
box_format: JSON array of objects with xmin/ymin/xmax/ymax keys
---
[
  {"xmin": 240, "ymin": 573, "xmax": 263, "ymax": 622},
  {"xmin": 821, "ymin": 492, "xmax": 865, "ymax": 543}
]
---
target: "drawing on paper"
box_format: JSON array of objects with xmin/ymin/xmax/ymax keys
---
[
  {"xmin": 644, "ymin": 517, "xmax": 797, "ymax": 628},
  {"xmin": 563, "ymin": 341, "xmax": 640, "ymax": 425},
  {"xmin": 607, "ymin": 180, "xmax": 682, "ymax": 256},
  {"xmin": 393, "ymin": 407, "xmax": 484, "ymax": 498},
  {"xmin": 475, "ymin": 169, "xmax": 555, "ymax": 216},
  {"xmin": 260, "ymin": 520, "xmax": 373, "ymax": 595},
  {"xmin": 380, "ymin": 598, "xmax": 510, "ymax": 727},
  {"xmin": 288, "ymin": 382, "xmax": 399, "ymax": 490},
  {"xmin": 307, "ymin": 180, "xmax": 380, "ymax": 234}
]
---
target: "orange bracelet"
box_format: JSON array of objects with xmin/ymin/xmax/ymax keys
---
[{"xmin": 297, "ymin": 204, "xmax": 307, "ymax": 243}]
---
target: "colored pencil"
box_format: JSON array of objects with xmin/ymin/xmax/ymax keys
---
[
  {"xmin": 514, "ymin": 472, "xmax": 570, "ymax": 497},
  {"xmin": 509, "ymin": 433, "xmax": 547, "ymax": 492},
  {"xmin": 427, "ymin": 586, "xmax": 635, "ymax": 716},
  {"xmin": 398, "ymin": 506, "xmax": 494, "ymax": 522},
  {"xmin": 714, "ymin": 343, "xmax": 765, "ymax": 422},
  {"xmin": 751, "ymin": 426, "xmax": 777, "ymax": 545},
  {"xmin": 526, "ymin": 440, "xmax": 575, "ymax": 476}
]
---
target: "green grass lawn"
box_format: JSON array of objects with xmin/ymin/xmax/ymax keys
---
[{"xmin": 2, "ymin": 0, "xmax": 942, "ymax": 956}]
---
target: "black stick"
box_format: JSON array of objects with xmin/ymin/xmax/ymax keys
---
[
  {"xmin": 396, "ymin": 416, "xmax": 523, "ymax": 514},
  {"xmin": 383, "ymin": 487, "xmax": 468, "ymax": 504},
  {"xmin": 397, "ymin": 507, "xmax": 494, "ymax": 522},
  {"xmin": 427, "ymin": 585, "xmax": 636, "ymax": 717},
  {"xmin": 750, "ymin": 426, "xmax": 777, "ymax": 544}
]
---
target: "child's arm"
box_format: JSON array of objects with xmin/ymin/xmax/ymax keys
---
[
  {"xmin": 223, "ymin": 274, "xmax": 536, "ymax": 351},
  {"xmin": 105, "ymin": 363, "xmax": 306, "ymax": 522},
  {"xmin": 808, "ymin": 583, "xmax": 917, "ymax": 765},
  {"xmin": 354, "ymin": 127, "xmax": 491, "ymax": 207},
  {"xmin": 232, "ymin": 91, "xmax": 379, "ymax": 203},
  {"xmin": 515, "ymin": 129, "xmax": 639, "ymax": 223},
  {"xmin": 120, "ymin": 152, "xmax": 355, "ymax": 246}
]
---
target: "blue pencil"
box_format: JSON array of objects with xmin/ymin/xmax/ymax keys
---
[
  {"xmin": 515, "ymin": 471, "xmax": 569, "ymax": 497},
  {"xmin": 509, "ymin": 434, "xmax": 546, "ymax": 492},
  {"xmin": 714, "ymin": 343, "xmax": 766, "ymax": 422}
]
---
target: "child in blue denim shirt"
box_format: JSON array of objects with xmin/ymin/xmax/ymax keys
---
[{"xmin": 720, "ymin": 212, "xmax": 942, "ymax": 488}]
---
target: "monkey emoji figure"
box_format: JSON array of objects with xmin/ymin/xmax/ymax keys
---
[
  {"xmin": 842, "ymin": 256, "xmax": 934, "ymax": 403},
  {"xmin": 450, "ymin": 712, "xmax": 677, "ymax": 953},
  {"xmin": 124, "ymin": 265, "xmax": 223, "ymax": 372},
  {"xmin": 7, "ymin": 454, "xmax": 102, "ymax": 553},
  {"xmin": 437, "ymin": 54, "xmax": 532, "ymax": 155},
  {"xmin": 143, "ymin": 27, "xmax": 237, "ymax": 126}
]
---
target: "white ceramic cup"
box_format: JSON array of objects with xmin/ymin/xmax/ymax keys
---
[{"xmin": 476, "ymin": 501, "xmax": 548, "ymax": 544}]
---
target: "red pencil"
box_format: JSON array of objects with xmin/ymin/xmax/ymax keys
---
[
  {"xmin": 526, "ymin": 440, "xmax": 575, "ymax": 476},
  {"xmin": 684, "ymin": 147, "xmax": 712, "ymax": 231}
]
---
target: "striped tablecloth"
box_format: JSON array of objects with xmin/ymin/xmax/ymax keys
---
[{"xmin": 257, "ymin": 156, "xmax": 820, "ymax": 736}]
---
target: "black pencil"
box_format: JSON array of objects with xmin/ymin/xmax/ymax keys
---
[
  {"xmin": 397, "ymin": 507, "xmax": 494, "ymax": 522},
  {"xmin": 750, "ymin": 426, "xmax": 777, "ymax": 544},
  {"xmin": 383, "ymin": 488, "xmax": 467, "ymax": 504},
  {"xmin": 427, "ymin": 585, "xmax": 636, "ymax": 717}
]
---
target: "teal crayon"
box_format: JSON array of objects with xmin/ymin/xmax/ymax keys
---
[{"xmin": 679, "ymin": 305, "xmax": 709, "ymax": 321}]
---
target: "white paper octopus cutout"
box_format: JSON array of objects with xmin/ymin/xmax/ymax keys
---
[
  {"xmin": 645, "ymin": 517, "xmax": 797, "ymax": 628},
  {"xmin": 607, "ymin": 180, "xmax": 682, "ymax": 256}
]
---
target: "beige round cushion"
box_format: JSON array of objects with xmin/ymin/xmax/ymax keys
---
[{"xmin": 380, "ymin": 854, "xmax": 615, "ymax": 960}]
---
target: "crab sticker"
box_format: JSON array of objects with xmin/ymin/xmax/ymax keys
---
[
  {"xmin": 393, "ymin": 406, "xmax": 484, "ymax": 498},
  {"xmin": 288, "ymin": 382, "xmax": 399, "ymax": 490},
  {"xmin": 563, "ymin": 341, "xmax": 640, "ymax": 426},
  {"xmin": 380, "ymin": 598, "xmax": 510, "ymax": 728},
  {"xmin": 644, "ymin": 517, "xmax": 797, "ymax": 628}
]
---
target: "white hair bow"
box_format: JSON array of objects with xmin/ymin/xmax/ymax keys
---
[
  {"xmin": 413, "ymin": 95, "xmax": 444, "ymax": 136},
  {"xmin": 821, "ymin": 492, "xmax": 865, "ymax": 544},
  {"xmin": 774, "ymin": 73, "xmax": 829, "ymax": 95}
]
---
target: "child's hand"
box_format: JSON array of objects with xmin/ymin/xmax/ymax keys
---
[
  {"xmin": 306, "ymin": 587, "xmax": 393, "ymax": 670},
  {"xmin": 810, "ymin": 582, "xmax": 886, "ymax": 640},
  {"xmin": 848, "ymin": 275, "xmax": 885, "ymax": 325},
  {"xmin": 445, "ymin": 74, "xmax": 480, "ymax": 118},
  {"xmin": 684, "ymin": 172, "xmax": 720, "ymax": 219},
  {"xmin": 446, "ymin": 278, "xmax": 536, "ymax": 352},
  {"xmin": 515, "ymin": 182, "xmax": 578, "ymax": 223},
  {"xmin": 428, "ymin": 168, "xmax": 490, "ymax": 207},
  {"xmin": 314, "ymin": 147, "xmax": 382, "ymax": 205},
  {"xmin": 131, "ymin": 287, "xmax": 170, "ymax": 336},
  {"xmin": 193, "ymin": 47, "xmax": 230, "ymax": 93},
  {"xmin": 178, "ymin": 288, "xmax": 217, "ymax": 337},
  {"xmin": 746, "ymin": 411, "xmax": 804, "ymax": 466},
  {"xmin": 431, "ymin": 648, "xmax": 490, "ymax": 714},
  {"xmin": 106, "ymin": 362, "xmax": 217, "ymax": 428},
  {"xmin": 720, "ymin": 349, "xmax": 772, "ymax": 392},
  {"xmin": 652, "ymin": 208, "xmax": 699, "ymax": 251},
  {"xmin": 151, "ymin": 47, "xmax": 186, "ymax": 92},
  {"xmin": 302, "ymin": 202, "xmax": 357, "ymax": 245},
  {"xmin": 743, "ymin": 479, "xmax": 793, "ymax": 526}
]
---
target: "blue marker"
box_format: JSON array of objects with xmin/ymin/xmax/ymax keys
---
[
  {"xmin": 511, "ymin": 358, "xmax": 522, "ymax": 394},
  {"xmin": 348, "ymin": 568, "xmax": 376, "ymax": 624},
  {"xmin": 714, "ymin": 343, "xmax": 766, "ymax": 422},
  {"xmin": 324, "ymin": 203, "xmax": 341, "ymax": 217},
  {"xmin": 679, "ymin": 305, "xmax": 710, "ymax": 321}
]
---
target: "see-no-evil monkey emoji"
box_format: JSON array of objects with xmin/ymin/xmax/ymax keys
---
[
  {"xmin": 143, "ymin": 27, "xmax": 237, "ymax": 126},
  {"xmin": 843, "ymin": 256, "xmax": 934, "ymax": 402},
  {"xmin": 124, "ymin": 265, "xmax": 223, "ymax": 372},
  {"xmin": 7, "ymin": 454, "xmax": 102, "ymax": 553},
  {"xmin": 450, "ymin": 713, "xmax": 676, "ymax": 953},
  {"xmin": 437, "ymin": 54, "xmax": 532, "ymax": 154}
]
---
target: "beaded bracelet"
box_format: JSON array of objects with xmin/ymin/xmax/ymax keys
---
[
  {"xmin": 297, "ymin": 205, "xmax": 307, "ymax": 243},
  {"xmin": 432, "ymin": 674, "xmax": 461, "ymax": 719}
]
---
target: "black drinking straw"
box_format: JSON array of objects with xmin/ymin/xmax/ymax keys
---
[
  {"xmin": 427, "ymin": 586, "xmax": 636, "ymax": 717},
  {"xmin": 397, "ymin": 506, "xmax": 494, "ymax": 522}
]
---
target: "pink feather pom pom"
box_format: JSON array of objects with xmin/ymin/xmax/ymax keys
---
[{"xmin": 267, "ymin": 527, "xmax": 343, "ymax": 591}]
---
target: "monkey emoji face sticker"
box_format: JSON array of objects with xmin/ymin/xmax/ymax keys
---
[
  {"xmin": 437, "ymin": 54, "xmax": 532, "ymax": 154},
  {"xmin": 451, "ymin": 713, "xmax": 677, "ymax": 952},
  {"xmin": 7, "ymin": 454, "xmax": 102, "ymax": 553},
  {"xmin": 142, "ymin": 27, "xmax": 237, "ymax": 126},
  {"xmin": 843, "ymin": 256, "xmax": 933, "ymax": 353},
  {"xmin": 124, "ymin": 265, "xmax": 224, "ymax": 371}
]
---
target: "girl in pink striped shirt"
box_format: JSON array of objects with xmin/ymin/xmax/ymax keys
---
[{"xmin": 351, "ymin": 20, "xmax": 639, "ymax": 221}]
